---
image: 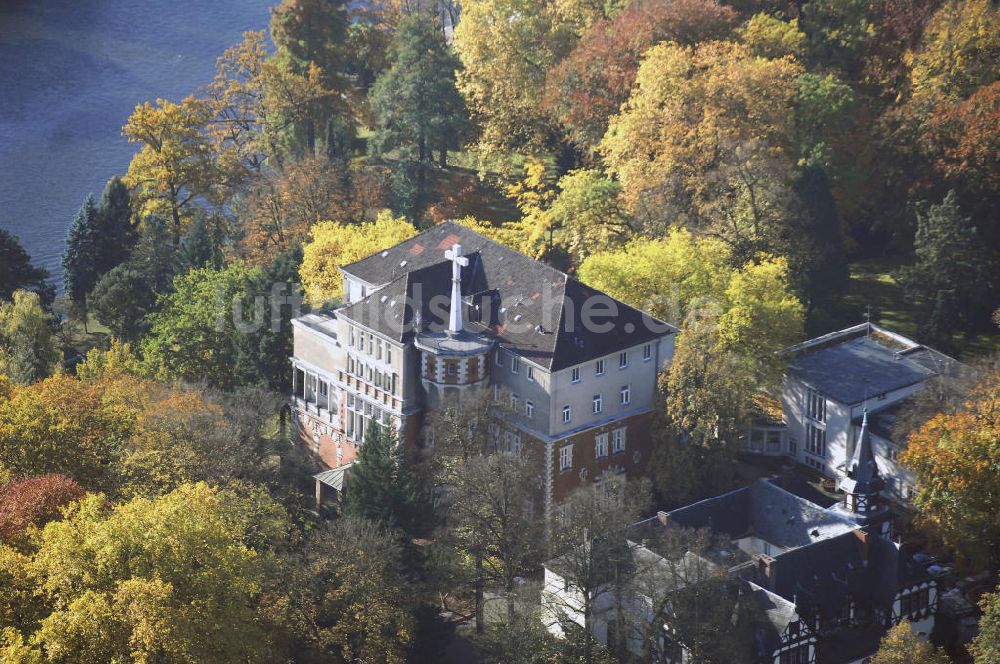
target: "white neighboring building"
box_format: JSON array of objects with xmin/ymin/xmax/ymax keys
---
[{"xmin": 745, "ymin": 323, "xmax": 959, "ymax": 503}]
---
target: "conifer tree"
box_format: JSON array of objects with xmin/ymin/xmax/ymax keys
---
[
  {"xmin": 0, "ymin": 229, "xmax": 51, "ymax": 304},
  {"xmin": 62, "ymin": 195, "xmax": 101, "ymax": 327},
  {"xmin": 94, "ymin": 176, "xmax": 134, "ymax": 274},
  {"xmin": 173, "ymin": 216, "xmax": 216, "ymax": 274},
  {"xmin": 343, "ymin": 419, "xmax": 426, "ymax": 535}
]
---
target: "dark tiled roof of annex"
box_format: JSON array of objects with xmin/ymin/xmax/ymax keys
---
[
  {"xmin": 783, "ymin": 323, "xmax": 959, "ymax": 405},
  {"xmin": 338, "ymin": 221, "xmax": 677, "ymax": 371}
]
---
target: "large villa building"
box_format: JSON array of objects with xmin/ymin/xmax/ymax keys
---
[
  {"xmin": 745, "ymin": 323, "xmax": 959, "ymax": 504},
  {"xmin": 289, "ymin": 221, "xmax": 677, "ymax": 519}
]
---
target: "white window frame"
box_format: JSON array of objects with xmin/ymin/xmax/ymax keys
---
[
  {"xmin": 619, "ymin": 351, "xmax": 628, "ymax": 369},
  {"xmin": 620, "ymin": 384, "xmax": 631, "ymax": 405},
  {"xmin": 527, "ymin": 366, "xmax": 534, "ymax": 382},
  {"xmin": 571, "ymin": 367, "xmax": 581, "ymax": 383},
  {"xmin": 495, "ymin": 349, "xmax": 504, "ymax": 367},
  {"xmin": 525, "ymin": 400, "xmax": 534, "ymax": 419},
  {"xmin": 806, "ymin": 423, "xmax": 826, "ymax": 458},
  {"xmin": 612, "ymin": 427, "xmax": 626, "ymax": 454},
  {"xmin": 511, "ymin": 393, "xmax": 519, "ymax": 412},
  {"xmin": 559, "ymin": 444, "xmax": 573, "ymax": 471},
  {"xmin": 593, "ymin": 394, "xmax": 602, "ymax": 414},
  {"xmin": 806, "ymin": 388, "xmax": 826, "ymax": 423},
  {"xmin": 643, "ymin": 343, "xmax": 652, "ymax": 361},
  {"xmin": 595, "ymin": 433, "xmax": 609, "ymax": 459},
  {"xmin": 596, "ymin": 359, "xmax": 605, "ymax": 376},
  {"xmin": 511, "ymin": 355, "xmax": 520, "ymax": 375},
  {"xmin": 562, "ymin": 405, "xmax": 572, "ymax": 423}
]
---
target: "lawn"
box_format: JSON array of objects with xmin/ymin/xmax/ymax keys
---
[{"xmin": 838, "ymin": 256, "xmax": 1000, "ymax": 361}]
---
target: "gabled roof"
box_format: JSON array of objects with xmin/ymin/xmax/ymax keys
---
[
  {"xmin": 338, "ymin": 221, "xmax": 677, "ymax": 370},
  {"xmin": 784, "ymin": 323, "xmax": 958, "ymax": 404}
]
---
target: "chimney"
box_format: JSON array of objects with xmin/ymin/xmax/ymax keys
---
[
  {"xmin": 853, "ymin": 529, "xmax": 870, "ymax": 562},
  {"xmin": 756, "ymin": 554, "xmax": 776, "ymax": 586},
  {"xmin": 657, "ymin": 511, "xmax": 670, "ymax": 526}
]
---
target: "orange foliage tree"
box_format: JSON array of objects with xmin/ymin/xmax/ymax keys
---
[{"xmin": 901, "ymin": 372, "xmax": 1000, "ymax": 567}]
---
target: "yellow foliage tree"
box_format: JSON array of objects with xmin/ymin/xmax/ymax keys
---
[
  {"xmin": 906, "ymin": 0, "xmax": 1000, "ymax": 100},
  {"xmin": 299, "ymin": 212, "xmax": 418, "ymax": 304},
  {"xmin": 872, "ymin": 621, "xmax": 950, "ymax": 664},
  {"xmin": 122, "ymin": 96, "xmax": 221, "ymax": 243},
  {"xmin": 600, "ymin": 41, "xmax": 802, "ymax": 234}
]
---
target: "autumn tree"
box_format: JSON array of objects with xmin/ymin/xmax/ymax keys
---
[
  {"xmin": 547, "ymin": 169, "xmax": 632, "ymax": 260},
  {"xmin": 268, "ymin": 517, "xmax": 414, "ymax": 663},
  {"xmin": 600, "ymin": 41, "xmax": 802, "ymax": 241},
  {"xmin": 270, "ymin": 0, "xmax": 350, "ymax": 90},
  {"xmin": 22, "ymin": 484, "xmax": 283, "ymax": 662},
  {"xmin": 209, "ymin": 30, "xmax": 333, "ymax": 171},
  {"xmin": 799, "ymin": 0, "xmax": 874, "ymax": 75},
  {"xmin": 872, "ymin": 621, "xmax": 951, "ymax": 664},
  {"xmin": 0, "ymin": 374, "xmax": 136, "ymax": 489},
  {"xmin": 543, "ymin": 0, "xmax": 738, "ymax": 152},
  {"xmin": 901, "ymin": 370, "xmax": 1000, "ymax": 566},
  {"xmin": 738, "ymin": 13, "xmax": 806, "ymax": 60},
  {"xmin": 238, "ymin": 156, "xmax": 350, "ymax": 266},
  {"xmin": 0, "ymin": 290, "xmax": 60, "ymax": 385},
  {"xmin": 122, "ymin": 96, "xmax": 221, "ymax": 243},
  {"xmin": 454, "ymin": 0, "xmax": 575, "ymax": 157},
  {"xmin": 0, "ymin": 475, "xmax": 85, "ymax": 542},
  {"xmin": 299, "ymin": 211, "xmax": 417, "ymax": 304},
  {"xmin": 0, "ymin": 230, "xmax": 51, "ymax": 304}
]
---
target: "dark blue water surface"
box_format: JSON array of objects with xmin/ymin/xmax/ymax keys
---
[{"xmin": 0, "ymin": 0, "xmax": 272, "ymax": 282}]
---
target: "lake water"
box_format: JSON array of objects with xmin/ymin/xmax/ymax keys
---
[{"xmin": 0, "ymin": 0, "xmax": 273, "ymax": 284}]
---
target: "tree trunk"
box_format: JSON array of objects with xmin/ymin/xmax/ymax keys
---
[{"xmin": 439, "ymin": 146, "xmax": 448, "ymax": 168}]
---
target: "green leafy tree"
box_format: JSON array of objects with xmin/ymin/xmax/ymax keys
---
[
  {"xmin": 0, "ymin": 291, "xmax": 59, "ymax": 385},
  {"xmin": 343, "ymin": 419, "xmax": 427, "ymax": 535},
  {"xmin": 89, "ymin": 264, "xmax": 157, "ymax": 343},
  {"xmin": 141, "ymin": 264, "xmax": 251, "ymax": 390},
  {"xmin": 547, "ymin": 169, "xmax": 632, "ymax": 261},
  {"xmin": 270, "ymin": 0, "xmax": 350, "ymax": 89},
  {"xmin": 897, "ymin": 191, "xmax": 993, "ymax": 348},
  {"xmin": 0, "ymin": 229, "xmax": 52, "ymax": 304},
  {"xmin": 795, "ymin": 72, "xmax": 856, "ymax": 174},
  {"xmin": 739, "ymin": 13, "xmax": 807, "ymax": 60},
  {"xmin": 61, "ymin": 195, "xmax": 101, "ymax": 324},
  {"xmin": 972, "ymin": 586, "xmax": 1000, "ymax": 664},
  {"xmin": 792, "ymin": 166, "xmax": 849, "ymax": 323},
  {"xmin": 800, "ymin": 0, "xmax": 874, "ymax": 74}
]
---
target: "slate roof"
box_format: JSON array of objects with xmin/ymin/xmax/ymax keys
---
[
  {"xmin": 336, "ymin": 221, "xmax": 677, "ymax": 371},
  {"xmin": 784, "ymin": 324, "xmax": 958, "ymax": 405},
  {"xmin": 665, "ymin": 480, "xmax": 856, "ymax": 549}
]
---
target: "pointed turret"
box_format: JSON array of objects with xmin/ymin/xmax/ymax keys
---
[
  {"xmin": 835, "ymin": 409, "xmax": 892, "ymax": 538},
  {"xmin": 843, "ymin": 410, "xmax": 885, "ymax": 496}
]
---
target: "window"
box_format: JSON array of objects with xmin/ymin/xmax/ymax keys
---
[
  {"xmin": 368, "ymin": 334, "xmax": 374, "ymax": 354},
  {"xmin": 595, "ymin": 433, "xmax": 609, "ymax": 459},
  {"xmin": 613, "ymin": 427, "xmax": 626, "ymax": 453},
  {"xmin": 527, "ymin": 366, "xmax": 534, "ymax": 382},
  {"xmin": 571, "ymin": 367, "xmax": 581, "ymax": 383},
  {"xmin": 505, "ymin": 430, "xmax": 521, "ymax": 455},
  {"xmin": 806, "ymin": 388, "xmax": 826, "ymax": 423},
  {"xmin": 643, "ymin": 343, "xmax": 652, "ymax": 361},
  {"xmin": 619, "ymin": 351, "xmax": 628, "ymax": 368},
  {"xmin": 447, "ymin": 362, "xmax": 458, "ymax": 376},
  {"xmin": 806, "ymin": 423, "xmax": 826, "ymax": 458},
  {"xmin": 620, "ymin": 384, "xmax": 631, "ymax": 405},
  {"xmin": 386, "ymin": 346, "xmax": 392, "ymax": 364},
  {"xmin": 511, "ymin": 393, "xmax": 520, "ymax": 412},
  {"xmin": 493, "ymin": 384, "xmax": 500, "ymax": 402},
  {"xmin": 347, "ymin": 356, "xmax": 355, "ymax": 374},
  {"xmin": 562, "ymin": 405, "xmax": 572, "ymax": 423},
  {"xmin": 779, "ymin": 645, "xmax": 810, "ymax": 664},
  {"xmin": 593, "ymin": 394, "xmax": 603, "ymax": 414},
  {"xmin": 595, "ymin": 359, "xmax": 605, "ymax": 375},
  {"xmin": 525, "ymin": 400, "xmax": 534, "ymax": 419},
  {"xmin": 495, "ymin": 350, "xmax": 504, "ymax": 367},
  {"xmin": 356, "ymin": 330, "xmax": 364, "ymax": 351},
  {"xmin": 349, "ymin": 326, "xmax": 355, "ymax": 348},
  {"xmin": 559, "ymin": 444, "xmax": 573, "ymax": 471},
  {"xmin": 391, "ymin": 373, "xmax": 398, "ymax": 395},
  {"xmin": 511, "ymin": 355, "xmax": 520, "ymax": 374}
]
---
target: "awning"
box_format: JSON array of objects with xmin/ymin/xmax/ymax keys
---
[{"xmin": 314, "ymin": 463, "xmax": 353, "ymax": 492}]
